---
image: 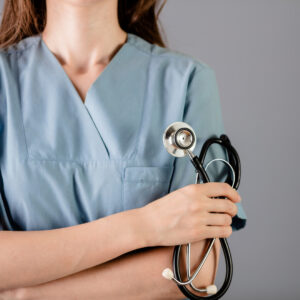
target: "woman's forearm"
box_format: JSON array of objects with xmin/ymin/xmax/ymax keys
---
[
  {"xmin": 18, "ymin": 239, "xmax": 221, "ymax": 300},
  {"xmin": 0, "ymin": 208, "xmax": 147, "ymax": 291}
]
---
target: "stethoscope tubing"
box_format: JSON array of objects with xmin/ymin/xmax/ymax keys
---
[{"xmin": 172, "ymin": 134, "xmax": 240, "ymax": 299}]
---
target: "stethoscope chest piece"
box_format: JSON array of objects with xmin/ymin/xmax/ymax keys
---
[{"xmin": 162, "ymin": 122, "xmax": 196, "ymax": 157}]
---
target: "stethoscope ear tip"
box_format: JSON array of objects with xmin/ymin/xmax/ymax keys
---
[
  {"xmin": 162, "ymin": 267, "xmax": 218, "ymax": 295},
  {"xmin": 162, "ymin": 268, "xmax": 174, "ymax": 280},
  {"xmin": 206, "ymin": 284, "xmax": 218, "ymax": 295}
]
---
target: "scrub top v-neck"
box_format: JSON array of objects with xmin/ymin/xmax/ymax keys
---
[{"xmin": 0, "ymin": 32, "xmax": 247, "ymax": 232}]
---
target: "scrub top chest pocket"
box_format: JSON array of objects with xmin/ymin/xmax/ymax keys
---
[{"xmin": 122, "ymin": 166, "xmax": 173, "ymax": 210}]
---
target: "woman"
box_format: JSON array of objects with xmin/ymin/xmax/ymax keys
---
[{"xmin": 0, "ymin": 0, "xmax": 247, "ymax": 299}]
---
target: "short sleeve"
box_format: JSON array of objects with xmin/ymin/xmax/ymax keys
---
[
  {"xmin": 168, "ymin": 66, "xmax": 247, "ymax": 231},
  {"xmin": 0, "ymin": 64, "xmax": 15, "ymax": 231}
]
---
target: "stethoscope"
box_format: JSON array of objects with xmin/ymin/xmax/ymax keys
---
[{"xmin": 161, "ymin": 121, "xmax": 241, "ymax": 300}]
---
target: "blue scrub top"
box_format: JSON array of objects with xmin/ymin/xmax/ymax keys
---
[{"xmin": 0, "ymin": 32, "xmax": 247, "ymax": 232}]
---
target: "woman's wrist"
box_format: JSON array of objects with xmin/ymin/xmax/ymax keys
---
[
  {"xmin": 126, "ymin": 207, "xmax": 155, "ymax": 249},
  {"xmin": 134, "ymin": 205, "xmax": 159, "ymax": 248},
  {"xmin": 102, "ymin": 207, "xmax": 155, "ymax": 252}
]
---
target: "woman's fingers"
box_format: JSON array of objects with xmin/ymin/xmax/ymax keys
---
[
  {"xmin": 205, "ymin": 212, "xmax": 233, "ymax": 226},
  {"xmin": 203, "ymin": 225, "xmax": 233, "ymax": 239},
  {"xmin": 205, "ymin": 198, "xmax": 238, "ymax": 217},
  {"xmin": 201, "ymin": 182, "xmax": 241, "ymax": 203}
]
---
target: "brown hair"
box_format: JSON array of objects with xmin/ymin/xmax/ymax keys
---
[{"xmin": 0, "ymin": 0, "xmax": 168, "ymax": 50}]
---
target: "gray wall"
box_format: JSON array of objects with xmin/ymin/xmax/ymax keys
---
[
  {"xmin": 160, "ymin": 1, "xmax": 300, "ymax": 299},
  {"xmin": 1, "ymin": 0, "xmax": 299, "ymax": 299}
]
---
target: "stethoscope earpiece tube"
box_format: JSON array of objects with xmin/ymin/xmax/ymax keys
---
[{"xmin": 162, "ymin": 122, "xmax": 241, "ymax": 300}]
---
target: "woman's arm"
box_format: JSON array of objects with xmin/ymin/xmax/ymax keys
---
[
  {"xmin": 0, "ymin": 208, "xmax": 147, "ymax": 291},
  {"xmin": 15, "ymin": 239, "xmax": 221, "ymax": 300},
  {"xmin": 0, "ymin": 182, "xmax": 238, "ymax": 294}
]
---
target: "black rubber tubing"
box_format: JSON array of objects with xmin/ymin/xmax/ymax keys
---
[{"xmin": 172, "ymin": 134, "xmax": 241, "ymax": 299}]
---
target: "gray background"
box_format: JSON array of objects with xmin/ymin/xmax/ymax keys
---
[
  {"xmin": 160, "ymin": 1, "xmax": 300, "ymax": 299},
  {"xmin": 1, "ymin": 0, "xmax": 299, "ymax": 299}
]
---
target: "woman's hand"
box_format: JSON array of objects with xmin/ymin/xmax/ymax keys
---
[{"xmin": 141, "ymin": 182, "xmax": 241, "ymax": 247}]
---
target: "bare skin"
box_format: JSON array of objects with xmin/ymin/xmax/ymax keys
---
[
  {"xmin": 1, "ymin": 242, "xmax": 221, "ymax": 300},
  {"xmin": 0, "ymin": 0, "xmax": 241, "ymax": 299}
]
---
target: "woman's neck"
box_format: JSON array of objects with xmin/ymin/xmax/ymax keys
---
[{"xmin": 42, "ymin": 0, "xmax": 127, "ymax": 73}]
